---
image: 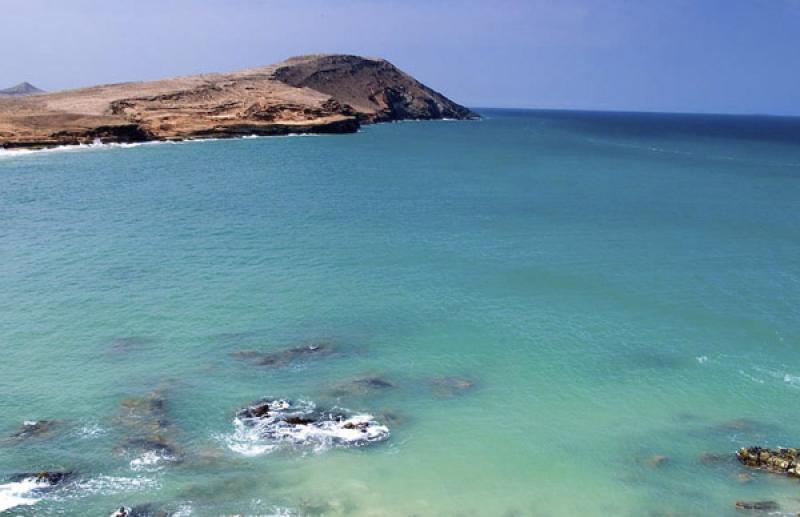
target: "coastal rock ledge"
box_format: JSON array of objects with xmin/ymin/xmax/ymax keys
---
[
  {"xmin": 0, "ymin": 54, "xmax": 477, "ymax": 149},
  {"xmin": 736, "ymin": 446, "xmax": 800, "ymax": 477}
]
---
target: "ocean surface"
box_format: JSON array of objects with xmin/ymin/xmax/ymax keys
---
[{"xmin": 1, "ymin": 109, "xmax": 799, "ymax": 516}]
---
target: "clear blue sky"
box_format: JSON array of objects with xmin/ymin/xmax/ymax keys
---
[{"xmin": 2, "ymin": 0, "xmax": 798, "ymax": 115}]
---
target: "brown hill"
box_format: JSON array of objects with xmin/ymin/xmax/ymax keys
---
[{"xmin": 0, "ymin": 55, "xmax": 476, "ymax": 149}]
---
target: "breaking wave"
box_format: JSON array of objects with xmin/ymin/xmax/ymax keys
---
[
  {"xmin": 221, "ymin": 398, "xmax": 389, "ymax": 456},
  {"xmin": 0, "ymin": 133, "xmax": 325, "ymax": 160},
  {"xmin": 0, "ymin": 477, "xmax": 44, "ymax": 512}
]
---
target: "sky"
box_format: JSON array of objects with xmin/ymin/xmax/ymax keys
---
[{"xmin": 1, "ymin": 0, "xmax": 799, "ymax": 115}]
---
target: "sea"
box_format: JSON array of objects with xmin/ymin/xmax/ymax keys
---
[{"xmin": 1, "ymin": 109, "xmax": 799, "ymax": 516}]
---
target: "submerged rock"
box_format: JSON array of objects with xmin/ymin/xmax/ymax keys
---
[
  {"xmin": 428, "ymin": 376, "xmax": 475, "ymax": 397},
  {"xmin": 107, "ymin": 336, "xmax": 156, "ymax": 355},
  {"xmin": 230, "ymin": 398, "xmax": 389, "ymax": 451},
  {"xmin": 327, "ymin": 375, "xmax": 394, "ymax": 397},
  {"xmin": 115, "ymin": 388, "xmax": 181, "ymax": 465},
  {"xmin": 734, "ymin": 500, "xmax": 779, "ymax": 511},
  {"xmin": 4, "ymin": 419, "xmax": 60, "ymax": 442},
  {"xmin": 231, "ymin": 343, "xmax": 334, "ymax": 368},
  {"xmin": 376, "ymin": 410, "xmax": 408, "ymax": 427},
  {"xmin": 736, "ymin": 446, "xmax": 800, "ymax": 477},
  {"xmin": 644, "ymin": 455, "xmax": 669, "ymax": 467},
  {"xmin": 698, "ymin": 452, "xmax": 731, "ymax": 465}
]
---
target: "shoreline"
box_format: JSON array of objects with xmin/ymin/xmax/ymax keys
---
[{"xmin": 0, "ymin": 116, "xmax": 478, "ymax": 158}]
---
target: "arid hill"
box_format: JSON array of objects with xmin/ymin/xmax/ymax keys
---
[
  {"xmin": 0, "ymin": 82, "xmax": 45, "ymax": 96},
  {"xmin": 0, "ymin": 55, "xmax": 476, "ymax": 149}
]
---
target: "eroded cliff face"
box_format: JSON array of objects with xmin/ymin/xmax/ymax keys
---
[
  {"xmin": 273, "ymin": 55, "xmax": 476, "ymax": 123},
  {"xmin": 0, "ymin": 55, "xmax": 475, "ymax": 149}
]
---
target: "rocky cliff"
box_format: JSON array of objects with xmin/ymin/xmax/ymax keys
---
[{"xmin": 0, "ymin": 55, "xmax": 476, "ymax": 149}]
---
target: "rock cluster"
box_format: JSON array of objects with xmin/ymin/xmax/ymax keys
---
[
  {"xmin": 736, "ymin": 446, "xmax": 800, "ymax": 477},
  {"xmin": 235, "ymin": 398, "xmax": 389, "ymax": 448}
]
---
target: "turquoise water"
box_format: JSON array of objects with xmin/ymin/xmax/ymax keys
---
[{"xmin": 1, "ymin": 109, "xmax": 799, "ymax": 516}]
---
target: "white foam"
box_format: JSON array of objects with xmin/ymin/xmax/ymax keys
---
[
  {"xmin": 0, "ymin": 139, "xmax": 173, "ymax": 159},
  {"xmin": 73, "ymin": 475, "xmax": 160, "ymax": 497},
  {"xmin": 223, "ymin": 399, "xmax": 389, "ymax": 455},
  {"xmin": 78, "ymin": 422, "xmax": 107, "ymax": 439},
  {"xmin": 129, "ymin": 449, "xmax": 176, "ymax": 472},
  {"xmin": 696, "ymin": 355, "xmax": 708, "ymax": 364},
  {"xmin": 739, "ymin": 369, "xmax": 766, "ymax": 384},
  {"xmin": 0, "ymin": 478, "xmax": 42, "ymax": 512},
  {"xmin": 0, "ymin": 132, "xmax": 325, "ymax": 160}
]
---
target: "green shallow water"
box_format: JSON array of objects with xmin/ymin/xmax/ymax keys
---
[{"xmin": 1, "ymin": 109, "xmax": 800, "ymax": 516}]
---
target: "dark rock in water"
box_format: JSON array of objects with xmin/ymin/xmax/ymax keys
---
[
  {"xmin": 736, "ymin": 446, "xmax": 800, "ymax": 477},
  {"xmin": 116, "ymin": 388, "xmax": 181, "ymax": 463},
  {"xmin": 121, "ymin": 435, "xmax": 179, "ymax": 456},
  {"xmin": 328, "ymin": 375, "xmax": 394, "ymax": 397},
  {"xmin": 9, "ymin": 471, "xmax": 73, "ymax": 485},
  {"xmin": 720, "ymin": 418, "xmax": 760, "ymax": 431},
  {"xmin": 643, "ymin": 455, "xmax": 669, "ymax": 467},
  {"xmin": 107, "ymin": 336, "xmax": 155, "ymax": 354},
  {"xmin": 111, "ymin": 502, "xmax": 190, "ymax": 517},
  {"xmin": 698, "ymin": 452, "xmax": 731, "ymax": 465},
  {"xmin": 5, "ymin": 419, "xmax": 60, "ymax": 441},
  {"xmin": 284, "ymin": 415, "xmax": 318, "ymax": 426},
  {"xmin": 428, "ymin": 376, "xmax": 475, "ymax": 397},
  {"xmin": 734, "ymin": 500, "xmax": 779, "ymax": 510},
  {"xmin": 126, "ymin": 503, "xmax": 176, "ymax": 517},
  {"xmin": 376, "ymin": 410, "xmax": 407, "ymax": 427},
  {"xmin": 231, "ymin": 343, "xmax": 334, "ymax": 368},
  {"xmin": 237, "ymin": 401, "xmax": 271, "ymax": 419},
  {"xmin": 234, "ymin": 398, "xmax": 389, "ymax": 448}
]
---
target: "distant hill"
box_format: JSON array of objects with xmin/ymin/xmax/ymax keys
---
[
  {"xmin": 0, "ymin": 82, "xmax": 45, "ymax": 96},
  {"xmin": 0, "ymin": 55, "xmax": 476, "ymax": 149}
]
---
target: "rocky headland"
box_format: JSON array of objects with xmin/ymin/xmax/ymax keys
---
[{"xmin": 0, "ymin": 54, "xmax": 476, "ymax": 149}]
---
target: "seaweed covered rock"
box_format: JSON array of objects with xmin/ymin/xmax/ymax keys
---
[{"xmin": 736, "ymin": 446, "xmax": 800, "ymax": 477}]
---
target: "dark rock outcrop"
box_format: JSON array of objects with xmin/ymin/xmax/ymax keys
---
[
  {"xmin": 736, "ymin": 446, "xmax": 800, "ymax": 477},
  {"xmin": 8, "ymin": 471, "xmax": 73, "ymax": 485},
  {"xmin": 273, "ymin": 54, "xmax": 478, "ymax": 123}
]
